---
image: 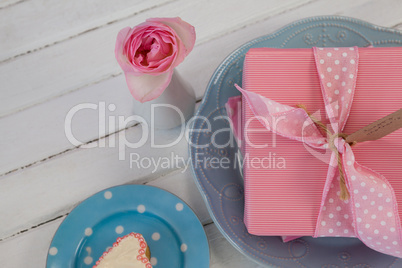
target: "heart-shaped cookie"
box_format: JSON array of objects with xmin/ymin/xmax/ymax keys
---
[{"xmin": 94, "ymin": 233, "xmax": 152, "ymax": 268}]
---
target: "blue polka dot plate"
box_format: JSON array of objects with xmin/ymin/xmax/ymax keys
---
[
  {"xmin": 46, "ymin": 185, "xmax": 209, "ymax": 268},
  {"xmin": 189, "ymin": 16, "xmax": 402, "ymax": 267}
]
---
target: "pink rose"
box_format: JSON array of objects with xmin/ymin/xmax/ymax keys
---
[{"xmin": 115, "ymin": 17, "xmax": 196, "ymax": 103}]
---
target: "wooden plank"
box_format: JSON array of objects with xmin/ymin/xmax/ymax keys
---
[
  {"xmin": 0, "ymin": 218, "xmax": 62, "ymax": 268},
  {"xmin": 0, "ymin": 0, "xmax": 22, "ymax": 9},
  {"xmin": 0, "ymin": 0, "xmax": 313, "ymax": 117},
  {"xmin": 0, "ymin": 0, "xmax": 172, "ymax": 62},
  {"xmin": 0, "ymin": 218, "xmax": 261, "ymax": 268},
  {"xmin": 0, "ymin": 124, "xmax": 191, "ymax": 240},
  {"xmin": 337, "ymin": 0, "xmax": 402, "ymax": 27},
  {"xmin": 0, "ymin": 76, "xmax": 135, "ymax": 176},
  {"xmin": 2, "ymin": 0, "xmax": 400, "ymax": 177}
]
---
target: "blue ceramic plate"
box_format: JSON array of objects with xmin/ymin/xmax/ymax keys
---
[
  {"xmin": 189, "ymin": 16, "xmax": 402, "ymax": 267},
  {"xmin": 46, "ymin": 185, "xmax": 209, "ymax": 268}
]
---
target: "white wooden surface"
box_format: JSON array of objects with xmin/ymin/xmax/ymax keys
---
[{"xmin": 1, "ymin": 0, "xmax": 402, "ymax": 267}]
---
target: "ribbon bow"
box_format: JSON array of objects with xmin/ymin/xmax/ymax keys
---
[{"xmin": 235, "ymin": 47, "xmax": 402, "ymax": 258}]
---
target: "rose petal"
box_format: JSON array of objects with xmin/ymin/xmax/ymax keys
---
[
  {"xmin": 124, "ymin": 70, "xmax": 173, "ymax": 103},
  {"xmin": 115, "ymin": 27, "xmax": 134, "ymax": 73},
  {"xmin": 146, "ymin": 33, "xmax": 172, "ymax": 61},
  {"xmin": 148, "ymin": 54, "xmax": 173, "ymax": 69},
  {"xmin": 147, "ymin": 17, "xmax": 196, "ymax": 66}
]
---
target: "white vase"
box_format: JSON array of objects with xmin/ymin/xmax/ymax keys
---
[{"xmin": 132, "ymin": 70, "xmax": 195, "ymax": 129}]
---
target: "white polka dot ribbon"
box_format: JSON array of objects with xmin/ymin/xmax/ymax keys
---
[{"xmin": 234, "ymin": 46, "xmax": 402, "ymax": 258}]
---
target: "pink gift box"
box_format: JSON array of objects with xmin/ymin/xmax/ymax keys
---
[{"xmin": 241, "ymin": 47, "xmax": 402, "ymax": 237}]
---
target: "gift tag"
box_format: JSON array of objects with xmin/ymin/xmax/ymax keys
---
[{"xmin": 346, "ymin": 108, "xmax": 402, "ymax": 144}]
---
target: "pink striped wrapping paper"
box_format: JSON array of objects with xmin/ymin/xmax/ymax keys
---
[{"xmin": 238, "ymin": 47, "xmax": 402, "ymax": 240}]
